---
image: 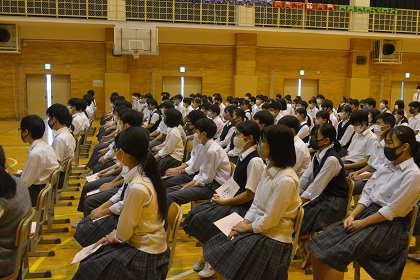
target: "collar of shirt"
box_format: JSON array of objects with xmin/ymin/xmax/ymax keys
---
[
  {"xmin": 376, "ymin": 138, "xmax": 385, "ymax": 147},
  {"xmin": 315, "ymin": 143, "xmax": 334, "ymax": 163},
  {"xmin": 214, "ymin": 115, "xmax": 222, "ymax": 122},
  {"xmin": 72, "ymin": 112, "xmax": 84, "ymax": 119},
  {"xmin": 53, "ymin": 126, "xmax": 71, "ymax": 138},
  {"xmin": 299, "ymin": 121, "xmax": 306, "ymax": 126},
  {"xmin": 387, "ymin": 157, "xmax": 415, "ymax": 171},
  {"xmin": 204, "ymin": 138, "xmax": 215, "ymax": 150},
  {"xmin": 266, "ymin": 165, "xmax": 282, "ymax": 179},
  {"xmin": 239, "ymin": 145, "xmax": 257, "ymax": 161},
  {"xmin": 340, "ymin": 119, "xmax": 349, "ymax": 125},
  {"xmin": 123, "ymin": 164, "xmax": 142, "ymax": 183},
  {"xmin": 360, "ymin": 128, "xmax": 371, "ymax": 136},
  {"xmin": 29, "ymin": 139, "xmax": 44, "ymax": 152}
]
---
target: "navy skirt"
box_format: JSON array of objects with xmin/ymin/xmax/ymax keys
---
[
  {"xmin": 72, "ymin": 243, "xmax": 170, "ymax": 280},
  {"xmin": 309, "ymin": 204, "xmax": 409, "ymax": 280},
  {"xmin": 182, "ymin": 201, "xmax": 250, "ymax": 244},
  {"xmin": 74, "ymin": 214, "xmax": 119, "ymax": 247},
  {"xmin": 204, "ymin": 232, "xmax": 292, "ymax": 280},
  {"xmin": 300, "ymin": 194, "xmax": 348, "ymax": 236}
]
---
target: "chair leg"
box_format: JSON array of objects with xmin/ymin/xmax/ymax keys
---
[
  {"xmin": 26, "ymin": 270, "xmax": 52, "ymax": 278},
  {"xmin": 63, "ymin": 187, "xmax": 80, "ymax": 192},
  {"xmin": 59, "ymin": 195, "xmax": 75, "ymax": 200},
  {"xmin": 56, "ymin": 201, "xmax": 73, "ymax": 206},
  {"xmin": 29, "ymin": 250, "xmax": 55, "ymax": 257},
  {"xmin": 39, "ymin": 237, "xmax": 61, "ymax": 244}
]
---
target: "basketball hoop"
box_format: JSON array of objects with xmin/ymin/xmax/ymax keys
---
[{"xmin": 132, "ymin": 49, "xmax": 142, "ymax": 59}]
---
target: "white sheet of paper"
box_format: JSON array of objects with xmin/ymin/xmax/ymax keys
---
[
  {"xmin": 213, "ymin": 212, "xmax": 243, "ymax": 237},
  {"xmin": 86, "ymin": 173, "xmax": 100, "ymax": 182},
  {"xmin": 71, "ymin": 243, "xmax": 103, "ymax": 265},
  {"xmin": 92, "ymin": 214, "xmax": 110, "ymax": 223},
  {"xmin": 215, "ymin": 177, "xmax": 240, "ymax": 200},
  {"xmin": 16, "ymin": 170, "xmax": 22, "ymax": 175},
  {"xmin": 86, "ymin": 189, "xmax": 100, "ymax": 197}
]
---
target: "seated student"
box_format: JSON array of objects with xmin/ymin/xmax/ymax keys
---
[
  {"xmin": 368, "ymin": 108, "xmax": 381, "ymax": 131},
  {"xmin": 278, "ymin": 116, "xmax": 311, "ymax": 177},
  {"xmin": 152, "ymin": 109, "xmax": 186, "ymax": 176},
  {"xmin": 208, "ymin": 104, "xmax": 224, "ymax": 139},
  {"xmin": 182, "ymin": 121, "xmax": 264, "ymax": 278},
  {"xmin": 72, "ymin": 127, "xmax": 170, "ymax": 280},
  {"xmin": 261, "ymin": 102, "xmax": 270, "ymax": 111},
  {"xmin": 166, "ymin": 118, "xmax": 231, "ymax": 207},
  {"xmin": 348, "ymin": 113, "xmax": 395, "ymax": 195},
  {"xmin": 191, "ymin": 97, "xmax": 202, "ymax": 111},
  {"xmin": 224, "ymin": 108, "xmax": 246, "ymax": 163},
  {"xmin": 309, "ymin": 125, "xmax": 420, "ymax": 280},
  {"xmin": 315, "ymin": 110, "xmax": 331, "ymax": 126},
  {"xmin": 379, "ymin": 99, "xmax": 391, "ymax": 114},
  {"xmin": 295, "ymin": 108, "xmax": 311, "ymax": 143},
  {"xmin": 394, "ymin": 108, "xmax": 409, "ymax": 126},
  {"xmin": 240, "ymin": 99, "xmax": 253, "ymax": 121},
  {"xmin": 308, "ymin": 98, "xmax": 319, "ymax": 123},
  {"xmin": 185, "ymin": 109, "xmax": 207, "ymax": 138},
  {"xmin": 68, "ymin": 98, "xmax": 90, "ymax": 138},
  {"xmin": 100, "ymin": 93, "xmax": 119, "ymax": 125},
  {"xmin": 216, "ymin": 105, "xmax": 236, "ymax": 148},
  {"xmin": 149, "ymin": 101, "xmax": 174, "ymax": 148},
  {"xmin": 321, "ymin": 100, "xmax": 338, "ymax": 129},
  {"xmin": 0, "ymin": 146, "xmax": 32, "ymax": 279},
  {"xmin": 142, "ymin": 99, "xmax": 161, "ymax": 133},
  {"xmin": 336, "ymin": 105, "xmax": 354, "ymax": 157},
  {"xmin": 342, "ymin": 110, "xmax": 377, "ymax": 173},
  {"xmin": 173, "ymin": 94, "xmax": 187, "ymax": 119},
  {"xmin": 83, "ymin": 93, "xmax": 94, "ymax": 120},
  {"xmin": 268, "ymin": 101, "xmax": 283, "ymax": 123},
  {"xmin": 46, "ymin": 104, "xmax": 76, "ymax": 189},
  {"xmin": 408, "ymin": 101, "xmax": 420, "ymax": 135},
  {"xmin": 253, "ymin": 110, "xmax": 274, "ymax": 131},
  {"xmin": 19, "ymin": 115, "xmax": 59, "ymax": 206},
  {"xmin": 183, "ymin": 97, "xmax": 193, "ymax": 115},
  {"xmin": 349, "ymin": 98, "xmax": 360, "ymax": 112},
  {"xmin": 203, "ymin": 125, "xmax": 301, "ymax": 280},
  {"xmin": 96, "ymin": 100, "xmax": 132, "ymax": 141},
  {"xmin": 250, "ymin": 97, "xmax": 260, "ymax": 118},
  {"xmin": 299, "ymin": 123, "xmax": 349, "ymax": 265},
  {"xmin": 214, "ymin": 94, "xmax": 226, "ymax": 119},
  {"xmin": 131, "ymin": 92, "xmax": 141, "ymax": 111},
  {"xmin": 394, "ymin": 99, "xmax": 407, "ymax": 117},
  {"xmin": 87, "ymin": 90, "xmax": 97, "ymax": 113}
]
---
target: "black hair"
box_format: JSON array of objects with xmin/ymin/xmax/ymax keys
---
[
  {"xmin": 376, "ymin": 113, "xmax": 395, "ymax": 127},
  {"xmin": 276, "ymin": 93, "xmax": 282, "ymax": 99},
  {"xmin": 183, "ymin": 97, "xmax": 191, "ymax": 106},
  {"xmin": 349, "ymin": 99, "xmax": 360, "ymax": 108},
  {"xmin": 120, "ymin": 109, "xmax": 143, "ymax": 127},
  {"xmin": 268, "ymin": 102, "xmax": 281, "ymax": 111},
  {"xmin": 240, "ymin": 99, "xmax": 251, "ymax": 109},
  {"xmin": 309, "ymin": 98, "xmax": 319, "ymax": 109},
  {"xmin": 115, "ymin": 106, "xmax": 130, "ymax": 117},
  {"xmin": 284, "ymin": 95, "xmax": 291, "ymax": 102},
  {"xmin": 164, "ymin": 108, "xmax": 184, "ymax": 128},
  {"xmin": 245, "ymin": 93, "xmax": 252, "ymax": 98},
  {"xmin": 385, "ymin": 126, "xmax": 420, "ymax": 167},
  {"xmin": 144, "ymin": 93, "xmax": 153, "ymax": 99},
  {"xmin": 187, "ymin": 110, "xmax": 207, "ymax": 125},
  {"xmin": 316, "ymin": 94, "xmax": 325, "ymax": 100},
  {"xmin": 225, "ymin": 105, "xmax": 237, "ymax": 117},
  {"xmin": 68, "ymin": 98, "xmax": 86, "ymax": 111},
  {"xmin": 364, "ymin": 98, "xmax": 376, "ymax": 108},
  {"xmin": 316, "ymin": 110, "xmax": 331, "ymax": 124},
  {"xmin": 295, "ymin": 108, "xmax": 311, "ymax": 127},
  {"xmin": 408, "ymin": 101, "xmax": 420, "ymax": 109},
  {"xmin": 278, "ymin": 98, "xmax": 287, "ymax": 110},
  {"xmin": 321, "ymin": 99, "xmax": 334, "ymax": 111},
  {"xmin": 395, "ymin": 100, "xmax": 405, "ymax": 110},
  {"xmin": 87, "ymin": 89, "xmax": 95, "ymax": 96},
  {"xmin": 46, "ymin": 104, "xmax": 72, "ymax": 127},
  {"xmin": 250, "ymin": 96, "xmax": 256, "ymax": 103},
  {"xmin": 262, "ymin": 125, "xmax": 296, "ymax": 168},
  {"xmin": 368, "ymin": 108, "xmax": 381, "ymax": 124},
  {"xmin": 311, "ymin": 123, "xmax": 341, "ymax": 152},
  {"xmin": 253, "ymin": 111, "xmax": 274, "ymax": 126},
  {"xmin": 380, "ymin": 100, "xmax": 388, "ymax": 106},
  {"xmin": 193, "ymin": 98, "xmax": 202, "ymax": 105},
  {"xmin": 148, "ymin": 99, "xmax": 159, "ymax": 109},
  {"xmin": 132, "ymin": 92, "xmax": 141, "ymax": 98},
  {"xmin": 174, "ymin": 94, "xmax": 183, "ymax": 101},
  {"xmin": 195, "ymin": 118, "xmax": 217, "ymax": 139},
  {"xmin": 201, "ymin": 102, "xmax": 211, "ymax": 111},
  {"xmin": 261, "ymin": 103, "xmax": 270, "ymax": 110},
  {"xmin": 0, "ymin": 145, "xmax": 17, "ymax": 199},
  {"xmin": 233, "ymin": 108, "xmax": 246, "ymax": 121},
  {"xmin": 209, "ymin": 104, "xmax": 221, "ymax": 116},
  {"xmin": 236, "ymin": 121, "xmax": 261, "ymax": 145},
  {"xmin": 349, "ymin": 110, "xmax": 368, "ymax": 126},
  {"xmin": 115, "ymin": 100, "xmax": 132, "ymax": 109},
  {"xmin": 342, "ymin": 105, "xmax": 352, "ymax": 114},
  {"xmin": 214, "ymin": 95, "xmax": 223, "ymax": 103},
  {"xmin": 83, "ymin": 94, "xmax": 93, "ymax": 106},
  {"xmin": 20, "ymin": 115, "xmax": 45, "ymax": 139},
  {"xmin": 299, "ymin": 100, "xmax": 308, "ymax": 109},
  {"xmin": 161, "ymin": 101, "xmax": 175, "ymax": 109},
  {"xmin": 115, "ymin": 127, "xmax": 167, "ymax": 220},
  {"xmin": 277, "ymin": 116, "xmax": 300, "ymax": 135}
]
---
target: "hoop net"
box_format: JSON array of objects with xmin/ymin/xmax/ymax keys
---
[{"xmin": 132, "ymin": 49, "xmax": 142, "ymax": 59}]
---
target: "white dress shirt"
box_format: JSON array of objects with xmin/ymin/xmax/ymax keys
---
[
  {"xmin": 413, "ymin": 92, "xmax": 420, "ymax": 101},
  {"xmin": 345, "ymin": 128, "xmax": 377, "ymax": 163},
  {"xmin": 158, "ymin": 126, "xmax": 185, "ymax": 162},
  {"xmin": 300, "ymin": 145, "xmax": 342, "ymax": 200},
  {"xmin": 329, "ymin": 113, "xmax": 339, "ymax": 129},
  {"xmin": 274, "ymin": 113, "xmax": 283, "ymax": 124},
  {"xmin": 235, "ymin": 146, "xmax": 265, "ymax": 193},
  {"xmin": 251, "ymin": 104, "xmax": 261, "ymax": 117},
  {"xmin": 245, "ymin": 110, "xmax": 252, "ymax": 121},
  {"xmin": 156, "ymin": 121, "xmax": 168, "ymax": 135},
  {"xmin": 72, "ymin": 112, "xmax": 90, "ymax": 137},
  {"xmin": 367, "ymin": 139, "xmax": 389, "ymax": 170},
  {"xmin": 85, "ymin": 106, "xmax": 94, "ymax": 120},
  {"xmin": 212, "ymin": 116, "xmax": 224, "ymax": 139},
  {"xmin": 297, "ymin": 121, "xmax": 310, "ymax": 141},
  {"xmin": 21, "ymin": 139, "xmax": 59, "ymax": 187},
  {"xmin": 193, "ymin": 139, "xmax": 231, "ymax": 187},
  {"xmin": 359, "ymin": 158, "xmax": 420, "ymax": 220},
  {"xmin": 175, "ymin": 103, "xmax": 186, "ymax": 118},
  {"xmin": 148, "ymin": 109, "xmax": 160, "ymax": 125},
  {"xmin": 216, "ymin": 122, "xmax": 235, "ymax": 148},
  {"xmin": 219, "ymin": 103, "xmax": 226, "ymax": 119},
  {"xmin": 293, "ymin": 136, "xmax": 311, "ymax": 177},
  {"xmin": 52, "ymin": 127, "xmax": 75, "ymax": 166},
  {"xmin": 244, "ymin": 167, "xmax": 301, "ymax": 243},
  {"xmin": 185, "ymin": 138, "xmax": 203, "ymax": 175},
  {"xmin": 408, "ymin": 113, "xmax": 420, "ymax": 132},
  {"xmin": 308, "ymin": 107, "xmax": 319, "ymax": 121},
  {"xmin": 224, "ymin": 128, "xmax": 242, "ymax": 158},
  {"xmin": 337, "ymin": 120, "xmax": 354, "ymax": 147}
]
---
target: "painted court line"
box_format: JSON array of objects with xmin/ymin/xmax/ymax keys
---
[
  {"xmin": 30, "ymin": 237, "xmax": 74, "ymax": 271},
  {"xmin": 6, "ymin": 157, "xmax": 17, "ymax": 167},
  {"xmin": 166, "ymin": 269, "xmax": 195, "ymax": 280}
]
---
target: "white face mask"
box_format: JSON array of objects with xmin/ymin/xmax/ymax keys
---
[
  {"xmin": 394, "ymin": 105, "xmax": 399, "ymax": 110},
  {"xmin": 373, "ymin": 124, "xmax": 385, "ymax": 138},
  {"xmin": 233, "ymin": 136, "xmax": 247, "ymax": 150},
  {"xmin": 256, "ymin": 100, "xmax": 261, "ymax": 105},
  {"xmin": 67, "ymin": 106, "xmax": 73, "ymax": 113},
  {"xmin": 354, "ymin": 124, "xmax": 364, "ymax": 134},
  {"xmin": 194, "ymin": 133, "xmax": 202, "ymax": 145},
  {"xmin": 315, "ymin": 120, "xmax": 320, "ymax": 125},
  {"xmin": 207, "ymin": 112, "xmax": 212, "ymax": 118},
  {"xmin": 379, "ymin": 103, "xmax": 386, "ymax": 109},
  {"xmin": 338, "ymin": 112, "xmax": 344, "ymax": 119}
]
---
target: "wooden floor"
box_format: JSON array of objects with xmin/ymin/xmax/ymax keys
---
[{"xmin": 1, "ymin": 120, "xmax": 419, "ymax": 280}]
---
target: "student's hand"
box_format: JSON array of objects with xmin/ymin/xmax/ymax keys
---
[
  {"xmin": 231, "ymin": 221, "xmax": 248, "ymax": 234},
  {"xmin": 227, "ymin": 230, "xmax": 239, "ymax": 240},
  {"xmin": 181, "ymin": 181, "xmax": 196, "ymax": 190},
  {"xmin": 98, "ymin": 157, "xmax": 105, "ymax": 164},
  {"xmin": 211, "ymin": 194, "xmax": 225, "ymax": 206},
  {"xmin": 93, "ymin": 236, "xmax": 109, "ymax": 249},
  {"xmin": 154, "ymin": 154, "xmax": 160, "ymax": 160},
  {"xmin": 99, "ymin": 182, "xmax": 114, "ymax": 192},
  {"xmin": 166, "ymin": 168, "xmax": 179, "ymax": 177},
  {"xmin": 90, "ymin": 208, "xmax": 110, "ymax": 220},
  {"xmin": 151, "ymin": 146, "xmax": 159, "ymax": 152},
  {"xmin": 344, "ymin": 219, "xmax": 367, "ymax": 233},
  {"xmin": 343, "ymin": 216, "xmax": 354, "ymax": 229},
  {"xmin": 348, "ymin": 171, "xmax": 358, "ymax": 179}
]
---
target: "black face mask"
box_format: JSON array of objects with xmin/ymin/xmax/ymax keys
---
[
  {"xmin": 310, "ymin": 137, "xmax": 325, "ymax": 151},
  {"xmin": 384, "ymin": 144, "xmax": 404, "ymax": 162},
  {"xmin": 48, "ymin": 119, "xmax": 56, "ymax": 130},
  {"xmin": 409, "ymin": 108, "xmax": 415, "ymax": 114}
]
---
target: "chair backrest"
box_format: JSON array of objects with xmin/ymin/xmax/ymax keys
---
[
  {"xmin": 184, "ymin": 139, "xmax": 194, "ymax": 162},
  {"xmin": 230, "ymin": 162, "xmax": 236, "ymax": 176},
  {"xmin": 345, "ymin": 177, "xmax": 355, "ymax": 217},
  {"xmin": 73, "ymin": 135, "xmax": 83, "ymax": 166},
  {"xmin": 291, "ymin": 206, "xmax": 304, "ymax": 261},
  {"xmin": 166, "ymin": 202, "xmax": 183, "ymax": 270},
  {"xmin": 60, "ymin": 157, "xmax": 73, "ymax": 193},
  {"xmin": 406, "ymin": 205, "xmax": 418, "ymax": 248},
  {"xmin": 1, "ymin": 208, "xmax": 35, "ymax": 280},
  {"xmin": 81, "ymin": 127, "xmax": 89, "ymax": 145}
]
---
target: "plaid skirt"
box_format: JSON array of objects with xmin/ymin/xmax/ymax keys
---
[
  {"xmin": 182, "ymin": 201, "xmax": 249, "ymax": 244},
  {"xmin": 414, "ymin": 200, "xmax": 420, "ymax": 235},
  {"xmin": 300, "ymin": 194, "xmax": 348, "ymax": 236},
  {"xmin": 74, "ymin": 214, "xmax": 119, "ymax": 247},
  {"xmin": 309, "ymin": 204, "xmax": 409, "ymax": 280},
  {"xmin": 204, "ymin": 232, "xmax": 292, "ymax": 280},
  {"xmin": 72, "ymin": 243, "xmax": 170, "ymax": 280}
]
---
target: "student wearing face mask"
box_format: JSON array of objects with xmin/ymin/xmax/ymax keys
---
[
  {"xmin": 253, "ymin": 110, "xmax": 275, "ymax": 131},
  {"xmin": 216, "ymin": 106, "xmax": 237, "ymax": 148},
  {"xmin": 337, "ymin": 105, "xmax": 354, "ymax": 157},
  {"xmin": 314, "ymin": 110, "xmax": 331, "ymax": 126},
  {"xmin": 368, "ymin": 108, "xmax": 381, "ymax": 130},
  {"xmin": 394, "ymin": 99, "xmax": 408, "ymax": 117},
  {"xmin": 148, "ymin": 101, "xmax": 174, "ymax": 148},
  {"xmin": 379, "ymin": 100, "xmax": 391, "ymax": 113},
  {"xmin": 224, "ymin": 108, "xmax": 246, "ymax": 163},
  {"xmin": 208, "ymin": 104, "xmax": 224, "ymax": 139},
  {"xmin": 295, "ymin": 108, "xmax": 311, "ymax": 143},
  {"xmin": 19, "ymin": 115, "xmax": 59, "ymax": 206},
  {"xmin": 142, "ymin": 99, "xmax": 161, "ymax": 133},
  {"xmin": 310, "ymin": 125, "xmax": 420, "ymax": 280},
  {"xmin": 299, "ymin": 123, "xmax": 348, "ymax": 268},
  {"xmin": 250, "ymin": 96, "xmax": 260, "ymax": 117},
  {"xmin": 321, "ymin": 100, "xmax": 338, "ymax": 129},
  {"xmin": 182, "ymin": 121, "xmax": 264, "ymax": 278},
  {"xmin": 394, "ymin": 108, "xmax": 409, "ymax": 127},
  {"xmin": 68, "ymin": 97, "xmax": 90, "ymax": 138},
  {"xmin": 268, "ymin": 102, "xmax": 283, "ymax": 123},
  {"xmin": 342, "ymin": 111, "xmax": 377, "ymax": 174},
  {"xmin": 308, "ymin": 98, "xmax": 319, "ymax": 122},
  {"xmin": 348, "ymin": 113, "xmax": 395, "ymax": 195},
  {"xmin": 408, "ymin": 101, "xmax": 420, "ymax": 135}
]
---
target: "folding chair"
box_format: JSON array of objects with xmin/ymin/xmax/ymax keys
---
[
  {"xmin": 167, "ymin": 202, "xmax": 183, "ymax": 270},
  {"xmin": 291, "ymin": 206, "xmax": 305, "ymax": 261},
  {"xmin": 345, "ymin": 177, "xmax": 355, "ymax": 218},
  {"xmin": 0, "ymin": 208, "xmax": 35, "ymax": 280}
]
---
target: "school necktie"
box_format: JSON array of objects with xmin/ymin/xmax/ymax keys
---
[{"xmin": 119, "ymin": 183, "xmax": 128, "ymax": 201}]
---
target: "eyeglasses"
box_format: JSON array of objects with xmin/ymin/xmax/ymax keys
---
[{"xmin": 17, "ymin": 128, "xmax": 21, "ymax": 132}]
